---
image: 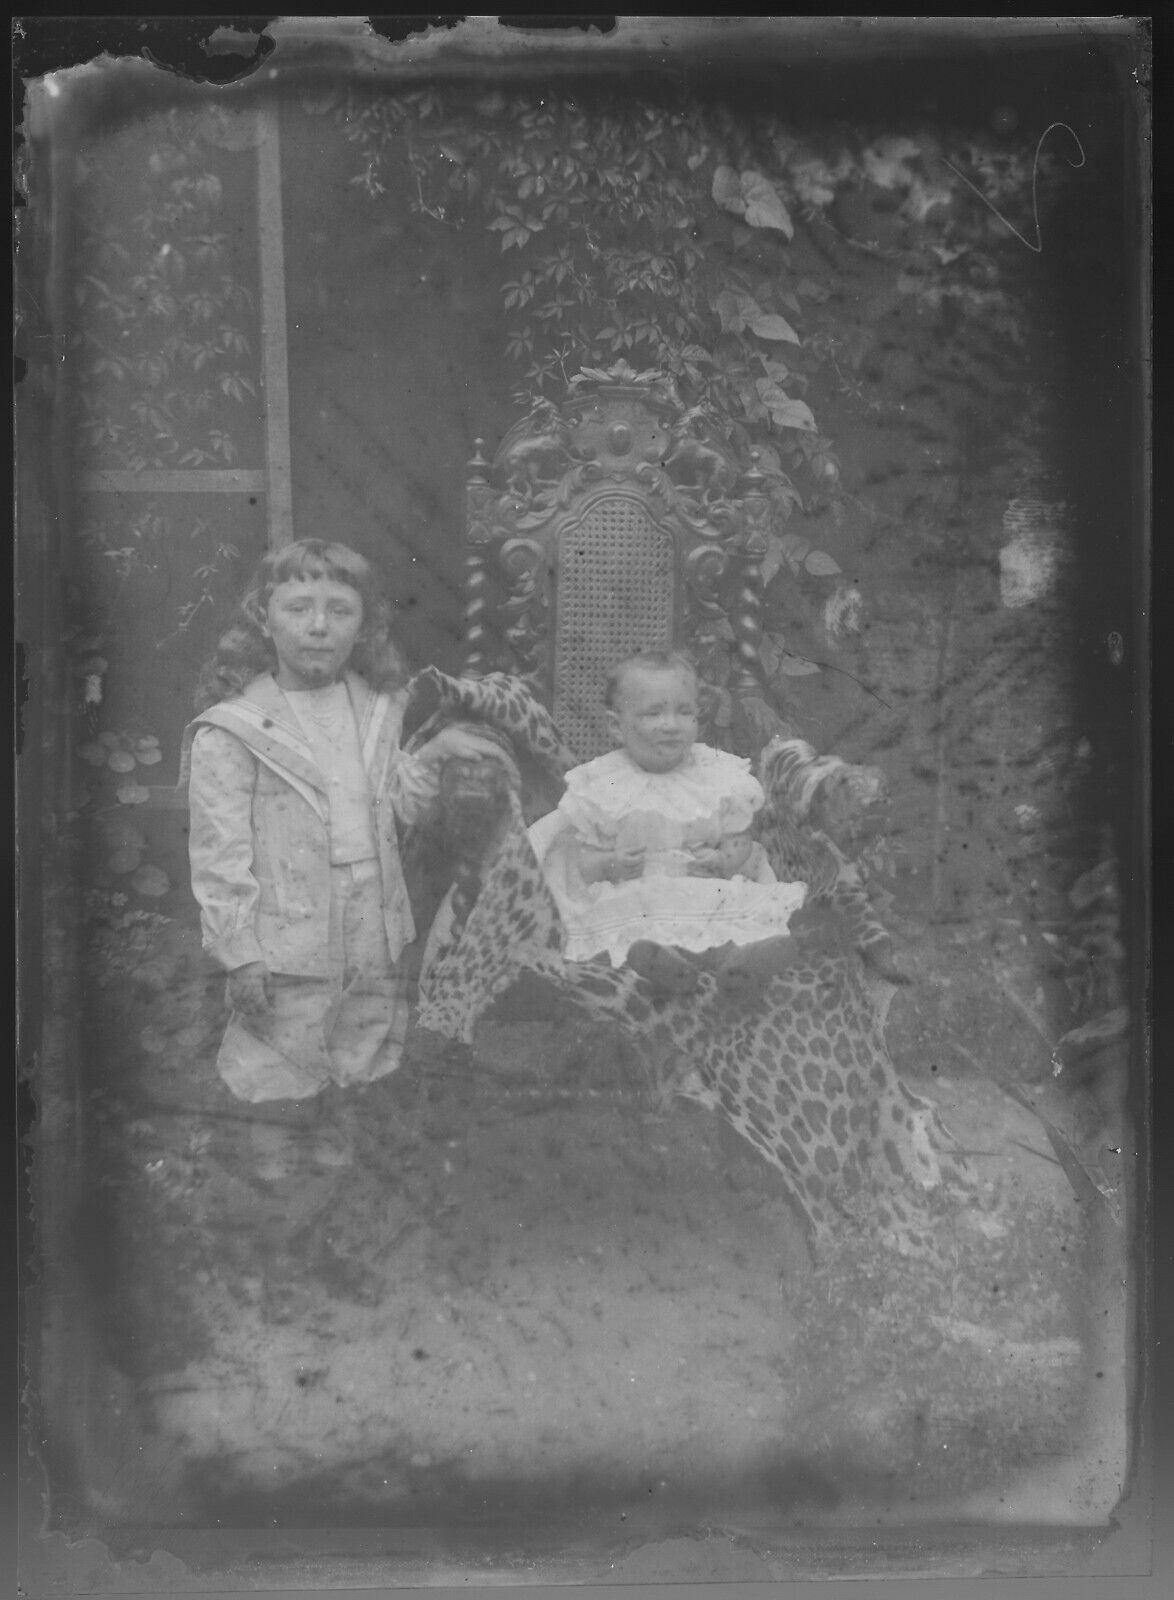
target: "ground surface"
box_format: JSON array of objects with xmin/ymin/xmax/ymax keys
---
[{"xmin": 65, "ymin": 892, "xmax": 1127, "ymax": 1547}]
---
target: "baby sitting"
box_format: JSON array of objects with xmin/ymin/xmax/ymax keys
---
[{"xmin": 528, "ymin": 650, "xmax": 807, "ymax": 998}]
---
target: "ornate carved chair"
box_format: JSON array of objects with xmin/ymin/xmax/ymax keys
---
[
  {"xmin": 407, "ymin": 365, "xmax": 897, "ymax": 924},
  {"xmin": 402, "ymin": 365, "xmax": 791, "ymax": 1022},
  {"xmin": 458, "ymin": 363, "xmax": 784, "ymax": 762},
  {"xmin": 408, "ymin": 366, "xmax": 897, "ymax": 1012},
  {"xmin": 406, "ymin": 365, "xmax": 914, "ymax": 1167}
]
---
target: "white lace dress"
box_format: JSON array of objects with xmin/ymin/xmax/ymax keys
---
[{"xmin": 528, "ymin": 745, "xmax": 807, "ymax": 965}]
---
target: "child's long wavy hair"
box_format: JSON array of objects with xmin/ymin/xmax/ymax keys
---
[{"xmin": 194, "ymin": 539, "xmax": 409, "ymax": 711}]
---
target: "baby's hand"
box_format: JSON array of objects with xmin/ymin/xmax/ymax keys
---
[
  {"xmin": 578, "ymin": 843, "xmax": 645, "ymax": 884},
  {"xmin": 606, "ymin": 847, "xmax": 646, "ymax": 883},
  {"xmin": 687, "ymin": 845, "xmax": 726, "ymax": 878},
  {"xmin": 228, "ymin": 961, "xmax": 274, "ymax": 1018},
  {"xmin": 688, "ymin": 835, "xmax": 753, "ymax": 878}
]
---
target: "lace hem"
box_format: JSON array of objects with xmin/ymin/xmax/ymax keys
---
[{"xmin": 560, "ymin": 876, "xmax": 808, "ymax": 966}]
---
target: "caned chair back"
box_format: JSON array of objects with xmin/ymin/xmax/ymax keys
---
[{"xmin": 461, "ymin": 364, "xmax": 776, "ymax": 761}]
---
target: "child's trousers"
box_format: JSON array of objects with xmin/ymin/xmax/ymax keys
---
[{"xmin": 216, "ymin": 859, "xmax": 412, "ymax": 1104}]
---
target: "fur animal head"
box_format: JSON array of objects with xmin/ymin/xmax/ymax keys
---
[{"xmin": 759, "ymin": 735, "xmax": 887, "ymax": 843}]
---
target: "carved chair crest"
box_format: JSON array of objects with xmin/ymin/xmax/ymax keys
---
[{"xmin": 461, "ymin": 364, "xmax": 784, "ymax": 762}]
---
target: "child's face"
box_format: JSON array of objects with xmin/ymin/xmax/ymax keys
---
[
  {"xmin": 264, "ymin": 576, "xmax": 364, "ymax": 691},
  {"xmin": 607, "ymin": 665, "xmax": 699, "ymax": 772}
]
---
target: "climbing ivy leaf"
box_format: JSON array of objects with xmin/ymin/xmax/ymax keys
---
[
  {"xmin": 711, "ymin": 165, "xmax": 744, "ymax": 212},
  {"xmin": 744, "ymin": 307, "xmax": 800, "ymax": 344},
  {"xmin": 734, "ymin": 374, "xmax": 768, "ymax": 424},
  {"xmin": 805, "ymin": 549, "xmax": 843, "ymax": 576},
  {"xmin": 714, "ymin": 289, "xmax": 748, "ymax": 334},
  {"xmin": 714, "ymin": 291, "xmax": 799, "ymax": 345},
  {"xmin": 707, "ymin": 685, "xmax": 733, "ymax": 727},
  {"xmin": 131, "ymin": 865, "xmax": 170, "ymax": 897},
  {"xmin": 778, "ymin": 533, "xmax": 811, "ymax": 573},
  {"xmin": 712, "ymin": 167, "xmax": 794, "ymax": 239},
  {"xmin": 739, "ymin": 170, "xmax": 794, "ymax": 237},
  {"xmin": 755, "ymin": 379, "xmax": 817, "ymax": 432}
]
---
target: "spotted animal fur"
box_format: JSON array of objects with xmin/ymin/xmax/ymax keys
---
[
  {"xmin": 757, "ymin": 735, "xmax": 898, "ymax": 971},
  {"xmin": 418, "ymin": 796, "xmax": 976, "ymax": 1265},
  {"xmin": 407, "ymin": 667, "xmax": 578, "ymax": 779}
]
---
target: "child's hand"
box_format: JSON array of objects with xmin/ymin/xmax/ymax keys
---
[
  {"xmin": 228, "ymin": 962, "xmax": 274, "ymax": 1018},
  {"xmin": 688, "ymin": 834, "xmax": 753, "ymax": 878},
  {"xmin": 418, "ymin": 724, "xmax": 514, "ymax": 768},
  {"xmin": 578, "ymin": 843, "xmax": 645, "ymax": 884}
]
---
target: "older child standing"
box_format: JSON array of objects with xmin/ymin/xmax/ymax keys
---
[{"xmin": 187, "ymin": 540, "xmax": 499, "ymax": 1305}]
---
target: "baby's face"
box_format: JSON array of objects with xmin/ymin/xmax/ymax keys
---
[{"xmin": 607, "ymin": 665, "xmax": 699, "ymax": 773}]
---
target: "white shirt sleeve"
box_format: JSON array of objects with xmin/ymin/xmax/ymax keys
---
[
  {"xmin": 187, "ymin": 725, "xmax": 265, "ymax": 970},
  {"xmin": 706, "ymin": 749, "xmax": 765, "ymax": 835},
  {"xmin": 555, "ymin": 760, "xmax": 621, "ymax": 848}
]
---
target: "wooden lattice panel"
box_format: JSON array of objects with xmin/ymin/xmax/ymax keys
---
[{"xmin": 553, "ymin": 495, "xmax": 675, "ymax": 759}]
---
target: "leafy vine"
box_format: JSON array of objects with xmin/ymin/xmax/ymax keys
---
[
  {"xmin": 71, "ymin": 106, "xmax": 261, "ymax": 472},
  {"xmin": 310, "ymin": 86, "xmax": 1068, "ymax": 695}
]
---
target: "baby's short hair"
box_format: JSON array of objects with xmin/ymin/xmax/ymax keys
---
[{"xmin": 604, "ymin": 649, "xmax": 699, "ymax": 709}]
